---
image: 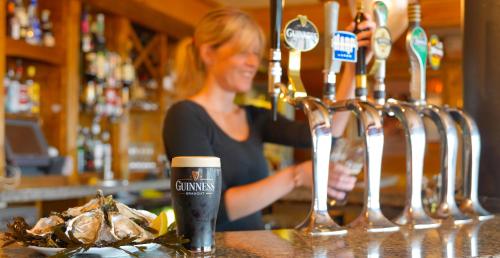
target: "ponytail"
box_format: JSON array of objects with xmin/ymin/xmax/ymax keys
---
[{"xmin": 173, "ymin": 37, "xmax": 205, "ymax": 100}]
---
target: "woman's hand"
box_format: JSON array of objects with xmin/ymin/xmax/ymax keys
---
[
  {"xmin": 345, "ymin": 13, "xmax": 377, "ymax": 63},
  {"xmin": 293, "ymin": 160, "xmax": 357, "ymax": 200},
  {"xmin": 327, "ymin": 162, "xmax": 357, "ymax": 200}
]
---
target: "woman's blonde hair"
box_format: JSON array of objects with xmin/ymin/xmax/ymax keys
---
[{"xmin": 174, "ymin": 8, "xmax": 266, "ymax": 99}]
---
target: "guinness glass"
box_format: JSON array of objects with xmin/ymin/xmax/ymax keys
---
[{"xmin": 171, "ymin": 156, "xmax": 221, "ymax": 254}]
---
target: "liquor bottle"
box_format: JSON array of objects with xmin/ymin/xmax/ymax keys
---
[
  {"xmin": 91, "ymin": 122, "xmax": 104, "ymax": 172},
  {"xmin": 77, "ymin": 128, "xmax": 86, "ymax": 173},
  {"xmin": 14, "ymin": 0, "xmax": 29, "ymax": 40},
  {"xmin": 353, "ymin": 0, "xmax": 368, "ymax": 100},
  {"xmin": 7, "ymin": 60, "xmax": 23, "ymax": 113},
  {"xmin": 81, "ymin": 8, "xmax": 93, "ymax": 52},
  {"xmin": 121, "ymin": 57, "xmax": 135, "ymax": 106},
  {"xmin": 4, "ymin": 67, "xmax": 14, "ymax": 111},
  {"xmin": 26, "ymin": 0, "xmax": 42, "ymax": 45},
  {"xmin": 26, "ymin": 66, "xmax": 40, "ymax": 114},
  {"xmin": 7, "ymin": 0, "xmax": 19, "ymax": 39},
  {"xmin": 82, "ymin": 127, "xmax": 95, "ymax": 171},
  {"xmin": 41, "ymin": 9, "xmax": 55, "ymax": 47},
  {"xmin": 95, "ymin": 13, "xmax": 106, "ymax": 52},
  {"xmin": 101, "ymin": 131, "xmax": 113, "ymax": 181}
]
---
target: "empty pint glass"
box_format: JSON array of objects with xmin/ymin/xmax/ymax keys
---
[{"xmin": 171, "ymin": 156, "xmax": 221, "ymax": 254}]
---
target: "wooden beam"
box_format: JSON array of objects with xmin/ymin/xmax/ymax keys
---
[
  {"xmin": 84, "ymin": 0, "xmax": 214, "ymax": 39},
  {"xmin": 61, "ymin": 0, "xmax": 81, "ymax": 183},
  {"xmin": 0, "ymin": 0, "xmax": 5, "ymax": 177}
]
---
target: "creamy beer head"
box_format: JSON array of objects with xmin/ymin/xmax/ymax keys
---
[{"xmin": 172, "ymin": 156, "xmax": 220, "ymax": 168}]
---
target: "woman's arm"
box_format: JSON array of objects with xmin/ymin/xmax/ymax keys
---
[
  {"xmin": 224, "ymin": 160, "xmax": 356, "ymax": 221},
  {"xmin": 224, "ymin": 165, "xmax": 297, "ymax": 221}
]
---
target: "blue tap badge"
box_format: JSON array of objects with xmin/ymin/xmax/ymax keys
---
[{"xmin": 332, "ymin": 31, "xmax": 358, "ymax": 63}]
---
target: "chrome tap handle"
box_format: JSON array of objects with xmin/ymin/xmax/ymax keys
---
[
  {"xmin": 371, "ymin": 1, "xmax": 392, "ymax": 105},
  {"xmin": 323, "ymin": 1, "xmax": 340, "ymax": 102},
  {"xmin": 328, "ymin": 100, "xmax": 399, "ymax": 233},
  {"xmin": 447, "ymin": 108, "xmax": 494, "ymax": 220},
  {"xmin": 406, "ymin": 3, "xmax": 428, "ymax": 105},
  {"xmin": 269, "ymin": 0, "xmax": 283, "ymax": 121},
  {"xmin": 420, "ymin": 105, "xmax": 471, "ymax": 225}
]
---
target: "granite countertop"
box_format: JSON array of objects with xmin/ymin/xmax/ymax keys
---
[
  {"xmin": 1, "ymin": 216, "xmax": 499, "ymax": 257},
  {"xmin": 0, "ymin": 179, "xmax": 170, "ymax": 204}
]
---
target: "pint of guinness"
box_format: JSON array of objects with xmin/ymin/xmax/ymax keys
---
[{"xmin": 171, "ymin": 156, "xmax": 221, "ymax": 254}]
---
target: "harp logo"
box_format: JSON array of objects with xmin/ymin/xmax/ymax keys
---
[{"xmin": 192, "ymin": 170, "xmax": 200, "ymax": 181}]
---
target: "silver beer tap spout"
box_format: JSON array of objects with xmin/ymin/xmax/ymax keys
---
[
  {"xmin": 368, "ymin": 1, "xmax": 440, "ymax": 230},
  {"xmin": 270, "ymin": 1, "xmax": 346, "ymax": 236},
  {"xmin": 444, "ymin": 107, "xmax": 494, "ymax": 221},
  {"xmin": 406, "ymin": 3, "xmax": 471, "ymax": 225},
  {"xmin": 322, "ymin": 0, "xmax": 398, "ymax": 233}
]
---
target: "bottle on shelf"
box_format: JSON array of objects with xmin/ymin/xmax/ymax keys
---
[
  {"xmin": 7, "ymin": 0, "xmax": 20, "ymax": 40},
  {"xmin": 41, "ymin": 9, "xmax": 55, "ymax": 47},
  {"xmin": 77, "ymin": 127, "xmax": 86, "ymax": 173},
  {"xmin": 26, "ymin": 65, "xmax": 40, "ymax": 114},
  {"xmin": 91, "ymin": 121, "xmax": 104, "ymax": 172},
  {"xmin": 26, "ymin": 0, "xmax": 42, "ymax": 45},
  {"xmin": 14, "ymin": 0, "xmax": 29, "ymax": 40},
  {"xmin": 6, "ymin": 60, "xmax": 23, "ymax": 113}
]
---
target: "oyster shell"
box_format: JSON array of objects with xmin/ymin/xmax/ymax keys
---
[
  {"xmin": 26, "ymin": 215, "xmax": 64, "ymax": 237},
  {"xmin": 65, "ymin": 210, "xmax": 105, "ymax": 244},
  {"xmin": 108, "ymin": 212, "xmax": 155, "ymax": 243},
  {"xmin": 116, "ymin": 202, "xmax": 156, "ymax": 225},
  {"xmin": 64, "ymin": 198, "xmax": 101, "ymax": 218}
]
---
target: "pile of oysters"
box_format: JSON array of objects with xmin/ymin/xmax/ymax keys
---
[{"xmin": 26, "ymin": 190, "xmax": 157, "ymax": 245}]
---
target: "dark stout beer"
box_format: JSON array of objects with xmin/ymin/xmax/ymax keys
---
[{"xmin": 171, "ymin": 156, "xmax": 221, "ymax": 254}]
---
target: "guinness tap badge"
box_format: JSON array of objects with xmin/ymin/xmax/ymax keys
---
[{"xmin": 284, "ymin": 15, "xmax": 319, "ymax": 52}]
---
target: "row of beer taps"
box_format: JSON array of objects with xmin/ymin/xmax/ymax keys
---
[{"xmin": 267, "ymin": 0, "xmax": 494, "ymax": 236}]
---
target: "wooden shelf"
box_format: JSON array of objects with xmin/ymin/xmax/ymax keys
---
[{"xmin": 6, "ymin": 38, "xmax": 64, "ymax": 65}]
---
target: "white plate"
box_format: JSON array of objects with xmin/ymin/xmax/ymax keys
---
[{"xmin": 28, "ymin": 243, "xmax": 160, "ymax": 257}]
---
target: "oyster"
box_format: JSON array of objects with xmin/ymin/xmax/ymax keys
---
[
  {"xmin": 109, "ymin": 213, "xmax": 155, "ymax": 243},
  {"xmin": 64, "ymin": 198, "xmax": 101, "ymax": 218},
  {"xmin": 65, "ymin": 210, "xmax": 106, "ymax": 244},
  {"xmin": 26, "ymin": 215, "xmax": 64, "ymax": 237},
  {"xmin": 116, "ymin": 202, "xmax": 156, "ymax": 225},
  {"xmin": 26, "ymin": 190, "xmax": 158, "ymax": 245}
]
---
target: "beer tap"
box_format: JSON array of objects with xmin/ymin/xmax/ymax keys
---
[
  {"xmin": 405, "ymin": 2, "xmax": 471, "ymax": 225},
  {"xmin": 445, "ymin": 108, "xmax": 494, "ymax": 221},
  {"xmin": 369, "ymin": 1, "xmax": 440, "ymax": 229},
  {"xmin": 323, "ymin": 1, "xmax": 398, "ymax": 233},
  {"xmin": 269, "ymin": 0, "xmax": 283, "ymax": 121},
  {"xmin": 432, "ymin": 33, "xmax": 493, "ymax": 221},
  {"xmin": 269, "ymin": 0, "xmax": 346, "ymax": 236},
  {"xmin": 323, "ymin": 1, "xmax": 341, "ymax": 103}
]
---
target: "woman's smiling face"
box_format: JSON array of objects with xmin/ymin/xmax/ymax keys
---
[{"xmin": 204, "ymin": 37, "xmax": 261, "ymax": 93}]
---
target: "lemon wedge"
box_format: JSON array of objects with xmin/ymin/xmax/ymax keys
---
[{"xmin": 150, "ymin": 211, "xmax": 169, "ymax": 237}]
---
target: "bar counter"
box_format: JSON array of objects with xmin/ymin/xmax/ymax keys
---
[{"xmin": 1, "ymin": 216, "xmax": 499, "ymax": 257}]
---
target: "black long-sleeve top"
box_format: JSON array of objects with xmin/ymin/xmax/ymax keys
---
[{"xmin": 163, "ymin": 100, "xmax": 312, "ymax": 231}]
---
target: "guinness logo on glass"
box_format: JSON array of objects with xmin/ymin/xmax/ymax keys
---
[
  {"xmin": 283, "ymin": 15, "xmax": 319, "ymax": 52},
  {"xmin": 175, "ymin": 168, "xmax": 217, "ymax": 196}
]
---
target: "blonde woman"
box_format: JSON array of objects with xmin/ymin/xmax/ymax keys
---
[{"xmin": 163, "ymin": 8, "xmax": 375, "ymax": 231}]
